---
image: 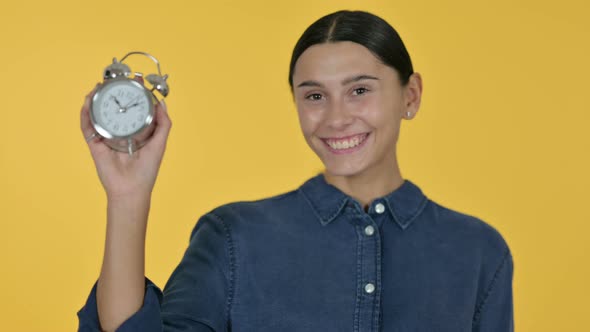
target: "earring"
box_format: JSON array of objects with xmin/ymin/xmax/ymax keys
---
[{"xmin": 406, "ymin": 111, "xmax": 412, "ymax": 118}]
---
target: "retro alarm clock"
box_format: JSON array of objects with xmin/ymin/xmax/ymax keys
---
[{"xmin": 90, "ymin": 51, "xmax": 169, "ymax": 155}]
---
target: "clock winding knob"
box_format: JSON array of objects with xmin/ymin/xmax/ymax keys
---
[
  {"xmin": 146, "ymin": 73, "xmax": 169, "ymax": 97},
  {"xmin": 104, "ymin": 58, "xmax": 132, "ymax": 80}
]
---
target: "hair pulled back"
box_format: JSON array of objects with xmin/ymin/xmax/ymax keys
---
[{"xmin": 288, "ymin": 10, "xmax": 414, "ymax": 88}]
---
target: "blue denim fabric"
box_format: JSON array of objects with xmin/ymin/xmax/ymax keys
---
[{"xmin": 78, "ymin": 173, "xmax": 513, "ymax": 331}]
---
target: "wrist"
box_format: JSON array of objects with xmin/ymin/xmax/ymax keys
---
[
  {"xmin": 106, "ymin": 191, "xmax": 152, "ymax": 206},
  {"xmin": 106, "ymin": 193, "xmax": 151, "ymax": 221},
  {"xmin": 105, "ymin": 194, "xmax": 151, "ymax": 232}
]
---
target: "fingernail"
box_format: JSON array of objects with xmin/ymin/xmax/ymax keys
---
[{"xmin": 159, "ymin": 99, "xmax": 167, "ymax": 110}]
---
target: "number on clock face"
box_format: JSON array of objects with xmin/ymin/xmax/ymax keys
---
[{"xmin": 93, "ymin": 80, "xmax": 151, "ymax": 137}]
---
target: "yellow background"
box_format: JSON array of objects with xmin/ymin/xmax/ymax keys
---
[{"xmin": 0, "ymin": 0, "xmax": 588, "ymax": 330}]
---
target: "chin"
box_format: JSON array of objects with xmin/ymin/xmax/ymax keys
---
[{"xmin": 322, "ymin": 159, "xmax": 368, "ymax": 178}]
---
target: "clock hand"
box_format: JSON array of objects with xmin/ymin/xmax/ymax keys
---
[
  {"xmin": 122, "ymin": 96, "xmax": 141, "ymax": 109},
  {"xmin": 111, "ymin": 96, "xmax": 125, "ymax": 112},
  {"xmin": 126, "ymin": 102, "xmax": 140, "ymax": 109}
]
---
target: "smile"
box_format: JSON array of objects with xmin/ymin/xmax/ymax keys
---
[{"xmin": 321, "ymin": 133, "xmax": 370, "ymax": 153}]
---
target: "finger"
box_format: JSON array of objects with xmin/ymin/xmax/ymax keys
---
[
  {"xmin": 146, "ymin": 100, "xmax": 172, "ymax": 151},
  {"xmin": 152, "ymin": 99, "xmax": 172, "ymax": 141},
  {"xmin": 158, "ymin": 98, "xmax": 168, "ymax": 113},
  {"xmin": 80, "ymin": 83, "xmax": 101, "ymax": 138},
  {"xmin": 80, "ymin": 84, "xmax": 110, "ymax": 155},
  {"xmin": 133, "ymin": 75, "xmax": 145, "ymax": 85}
]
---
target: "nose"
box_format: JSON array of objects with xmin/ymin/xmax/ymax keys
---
[{"xmin": 324, "ymin": 98, "xmax": 354, "ymax": 130}]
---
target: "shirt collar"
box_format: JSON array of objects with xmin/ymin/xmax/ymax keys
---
[{"xmin": 298, "ymin": 173, "xmax": 429, "ymax": 230}]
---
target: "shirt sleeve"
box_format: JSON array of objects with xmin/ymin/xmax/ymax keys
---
[
  {"xmin": 472, "ymin": 250, "xmax": 514, "ymax": 332},
  {"xmin": 77, "ymin": 212, "xmax": 232, "ymax": 332},
  {"xmin": 77, "ymin": 277, "xmax": 165, "ymax": 332}
]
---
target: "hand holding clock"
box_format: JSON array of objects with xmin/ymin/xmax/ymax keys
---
[
  {"xmin": 80, "ymin": 77, "xmax": 172, "ymax": 200},
  {"xmin": 80, "ymin": 52, "xmax": 172, "ymax": 331}
]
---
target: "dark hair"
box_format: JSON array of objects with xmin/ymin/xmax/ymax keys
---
[{"xmin": 288, "ymin": 10, "xmax": 414, "ymax": 88}]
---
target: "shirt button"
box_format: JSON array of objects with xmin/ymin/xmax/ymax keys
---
[
  {"xmin": 375, "ymin": 203, "xmax": 385, "ymax": 214},
  {"xmin": 364, "ymin": 225, "xmax": 375, "ymax": 236},
  {"xmin": 364, "ymin": 283, "xmax": 375, "ymax": 294}
]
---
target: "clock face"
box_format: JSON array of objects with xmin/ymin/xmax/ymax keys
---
[{"xmin": 91, "ymin": 79, "xmax": 153, "ymax": 138}]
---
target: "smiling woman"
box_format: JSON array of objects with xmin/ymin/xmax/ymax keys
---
[
  {"xmin": 288, "ymin": 11, "xmax": 424, "ymax": 209},
  {"xmin": 292, "ymin": 41, "xmax": 422, "ymax": 207},
  {"xmin": 78, "ymin": 10, "xmax": 513, "ymax": 332}
]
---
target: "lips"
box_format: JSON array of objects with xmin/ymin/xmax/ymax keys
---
[{"xmin": 321, "ymin": 132, "xmax": 370, "ymax": 153}]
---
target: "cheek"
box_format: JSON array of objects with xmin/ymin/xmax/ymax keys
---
[
  {"xmin": 377, "ymin": 99, "xmax": 404, "ymax": 142},
  {"xmin": 296, "ymin": 106, "xmax": 322, "ymax": 137},
  {"xmin": 355, "ymin": 96, "xmax": 387, "ymax": 126},
  {"xmin": 357, "ymin": 95, "xmax": 403, "ymax": 144},
  {"xmin": 371, "ymin": 93, "xmax": 402, "ymax": 123}
]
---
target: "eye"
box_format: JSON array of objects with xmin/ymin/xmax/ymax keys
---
[
  {"xmin": 305, "ymin": 93, "xmax": 324, "ymax": 101},
  {"xmin": 352, "ymin": 87, "xmax": 369, "ymax": 96}
]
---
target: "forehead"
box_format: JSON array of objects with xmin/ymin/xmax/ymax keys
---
[{"xmin": 293, "ymin": 41, "xmax": 391, "ymax": 84}]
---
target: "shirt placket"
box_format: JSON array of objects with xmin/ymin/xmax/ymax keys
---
[{"xmin": 353, "ymin": 200, "xmax": 385, "ymax": 332}]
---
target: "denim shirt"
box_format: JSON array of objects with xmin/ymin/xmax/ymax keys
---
[{"xmin": 78, "ymin": 174, "xmax": 514, "ymax": 331}]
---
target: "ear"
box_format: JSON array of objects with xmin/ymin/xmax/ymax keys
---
[{"xmin": 403, "ymin": 73, "xmax": 423, "ymax": 119}]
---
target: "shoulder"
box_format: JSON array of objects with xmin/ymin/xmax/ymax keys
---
[
  {"xmin": 424, "ymin": 199, "xmax": 513, "ymax": 295},
  {"xmin": 212, "ymin": 189, "xmax": 300, "ymax": 219},
  {"xmin": 193, "ymin": 188, "xmax": 302, "ymax": 232},
  {"xmin": 426, "ymin": 199, "xmax": 511, "ymax": 256},
  {"xmin": 421, "ymin": 199, "xmax": 512, "ymax": 281}
]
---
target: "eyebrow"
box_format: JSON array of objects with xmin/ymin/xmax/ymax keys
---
[{"xmin": 296, "ymin": 74, "xmax": 379, "ymax": 88}]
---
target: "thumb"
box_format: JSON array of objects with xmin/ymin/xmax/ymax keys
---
[{"xmin": 146, "ymin": 99, "xmax": 172, "ymax": 151}]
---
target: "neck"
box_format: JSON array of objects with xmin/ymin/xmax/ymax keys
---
[{"xmin": 323, "ymin": 156, "xmax": 404, "ymax": 211}]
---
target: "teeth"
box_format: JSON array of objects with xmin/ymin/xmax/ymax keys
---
[{"xmin": 326, "ymin": 134, "xmax": 367, "ymax": 150}]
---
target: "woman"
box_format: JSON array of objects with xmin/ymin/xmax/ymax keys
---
[{"xmin": 78, "ymin": 10, "xmax": 513, "ymax": 332}]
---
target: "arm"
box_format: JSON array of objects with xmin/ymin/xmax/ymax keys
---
[
  {"xmin": 472, "ymin": 250, "xmax": 514, "ymax": 332},
  {"xmin": 79, "ymin": 82, "xmax": 230, "ymax": 331},
  {"xmin": 79, "ymin": 80, "xmax": 171, "ymax": 331},
  {"xmin": 77, "ymin": 212, "xmax": 231, "ymax": 332},
  {"xmin": 160, "ymin": 213, "xmax": 234, "ymax": 332},
  {"xmin": 97, "ymin": 195, "xmax": 151, "ymax": 331}
]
